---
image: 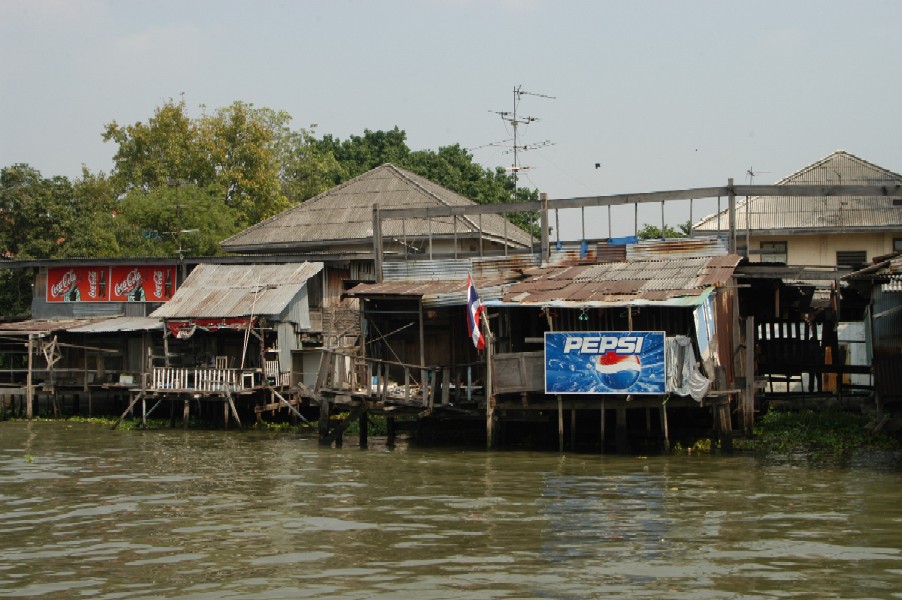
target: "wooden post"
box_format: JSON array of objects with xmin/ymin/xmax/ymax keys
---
[
  {"xmin": 616, "ymin": 407, "xmax": 628, "ymax": 454},
  {"xmin": 728, "ymin": 178, "xmax": 736, "ymax": 254},
  {"xmin": 318, "ymin": 399, "xmax": 331, "ymax": 445},
  {"xmin": 599, "ymin": 400, "xmax": 606, "ymax": 453},
  {"xmin": 386, "ymin": 416, "xmax": 396, "ymax": 447},
  {"xmin": 359, "ymin": 410, "xmax": 368, "ymax": 449},
  {"xmin": 743, "ymin": 316, "xmax": 756, "ymax": 435},
  {"xmin": 660, "ymin": 403, "xmax": 670, "ymax": 452},
  {"xmin": 26, "ymin": 334, "xmax": 34, "ymax": 420},
  {"xmin": 182, "ymin": 398, "xmax": 190, "ymax": 429},
  {"xmin": 372, "ymin": 204, "xmax": 384, "ymax": 283},
  {"xmin": 485, "ymin": 312, "xmax": 495, "ymax": 449},
  {"xmin": 570, "ymin": 406, "xmax": 576, "ymax": 451},
  {"xmin": 557, "ymin": 395, "xmax": 564, "ymax": 453},
  {"xmin": 540, "ymin": 192, "xmax": 549, "ymax": 260}
]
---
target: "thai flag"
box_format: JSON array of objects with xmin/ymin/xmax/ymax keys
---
[{"xmin": 466, "ymin": 275, "xmax": 485, "ymax": 350}]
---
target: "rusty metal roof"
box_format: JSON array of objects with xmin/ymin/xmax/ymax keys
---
[
  {"xmin": 347, "ymin": 277, "xmax": 505, "ymax": 308},
  {"xmin": 221, "ymin": 164, "xmax": 533, "ymax": 252},
  {"xmin": 151, "ymin": 263, "xmax": 323, "ymax": 319},
  {"xmin": 694, "ymin": 150, "xmax": 902, "ymax": 233},
  {"xmin": 494, "ymin": 255, "xmax": 741, "ymax": 307}
]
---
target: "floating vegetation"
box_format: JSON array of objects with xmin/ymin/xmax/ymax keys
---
[{"xmin": 743, "ymin": 409, "xmax": 899, "ymax": 459}]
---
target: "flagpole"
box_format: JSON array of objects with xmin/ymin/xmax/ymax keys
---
[{"xmin": 482, "ymin": 310, "xmax": 494, "ymax": 449}]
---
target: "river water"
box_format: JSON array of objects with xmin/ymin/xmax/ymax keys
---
[{"xmin": 1, "ymin": 421, "xmax": 901, "ymax": 599}]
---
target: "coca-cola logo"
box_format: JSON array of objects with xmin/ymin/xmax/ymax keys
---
[
  {"xmin": 87, "ymin": 271, "xmax": 97, "ymax": 299},
  {"xmin": 153, "ymin": 270, "xmax": 164, "ymax": 298},
  {"xmin": 51, "ymin": 270, "xmax": 77, "ymax": 298},
  {"xmin": 114, "ymin": 269, "xmax": 142, "ymax": 297}
]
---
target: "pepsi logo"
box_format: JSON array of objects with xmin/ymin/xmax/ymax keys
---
[{"xmin": 595, "ymin": 351, "xmax": 642, "ymax": 390}]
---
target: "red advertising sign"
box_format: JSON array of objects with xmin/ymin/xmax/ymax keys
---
[
  {"xmin": 47, "ymin": 267, "xmax": 110, "ymax": 302},
  {"xmin": 110, "ymin": 266, "xmax": 176, "ymax": 302},
  {"xmin": 47, "ymin": 265, "xmax": 176, "ymax": 303}
]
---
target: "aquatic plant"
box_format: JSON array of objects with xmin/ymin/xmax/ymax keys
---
[{"xmin": 750, "ymin": 409, "xmax": 899, "ymax": 458}]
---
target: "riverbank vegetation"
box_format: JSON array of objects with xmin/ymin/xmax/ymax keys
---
[{"xmin": 737, "ymin": 409, "xmax": 899, "ymax": 458}]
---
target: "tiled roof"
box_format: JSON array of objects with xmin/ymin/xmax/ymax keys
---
[
  {"xmin": 694, "ymin": 150, "xmax": 902, "ymax": 233},
  {"xmin": 221, "ymin": 164, "xmax": 533, "ymax": 251}
]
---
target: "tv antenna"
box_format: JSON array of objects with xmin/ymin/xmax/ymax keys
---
[
  {"xmin": 489, "ymin": 85, "xmax": 555, "ymax": 191},
  {"xmin": 746, "ymin": 166, "xmax": 769, "ymax": 184}
]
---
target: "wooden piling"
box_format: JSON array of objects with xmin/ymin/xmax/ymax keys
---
[
  {"xmin": 616, "ymin": 407, "xmax": 628, "ymax": 454},
  {"xmin": 359, "ymin": 410, "xmax": 368, "ymax": 448},
  {"xmin": 318, "ymin": 399, "xmax": 331, "ymax": 445}
]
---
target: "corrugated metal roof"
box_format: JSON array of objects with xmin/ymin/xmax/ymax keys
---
[
  {"xmin": 492, "ymin": 255, "xmax": 741, "ymax": 307},
  {"xmin": 694, "ymin": 150, "xmax": 902, "ymax": 233},
  {"xmin": 151, "ymin": 263, "xmax": 323, "ymax": 319},
  {"xmin": 626, "ymin": 236, "xmax": 728, "ymax": 260},
  {"xmin": 381, "ymin": 255, "xmax": 539, "ymax": 283},
  {"xmin": 66, "ymin": 316, "xmax": 163, "ymax": 333},
  {"xmin": 221, "ymin": 164, "xmax": 533, "ymax": 251}
]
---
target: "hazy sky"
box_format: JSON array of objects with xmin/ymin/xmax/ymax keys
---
[{"xmin": 2, "ymin": 0, "xmax": 901, "ymax": 239}]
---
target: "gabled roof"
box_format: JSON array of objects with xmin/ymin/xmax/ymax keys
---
[
  {"xmin": 694, "ymin": 150, "xmax": 902, "ymax": 233},
  {"xmin": 492, "ymin": 255, "xmax": 741, "ymax": 307},
  {"xmin": 150, "ymin": 263, "xmax": 323, "ymax": 319},
  {"xmin": 220, "ymin": 163, "xmax": 533, "ymax": 252}
]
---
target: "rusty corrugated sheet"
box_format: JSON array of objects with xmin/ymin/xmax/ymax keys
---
[
  {"xmin": 495, "ymin": 255, "xmax": 739, "ymax": 307},
  {"xmin": 151, "ymin": 263, "xmax": 323, "ymax": 319}
]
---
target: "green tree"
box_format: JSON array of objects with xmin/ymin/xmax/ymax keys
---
[
  {"xmin": 114, "ymin": 184, "xmax": 239, "ymax": 258},
  {"xmin": 103, "ymin": 99, "xmax": 206, "ymax": 191},
  {"xmin": 402, "ymin": 144, "xmax": 541, "ymax": 236},
  {"xmin": 197, "ymin": 101, "xmax": 291, "ymax": 226},
  {"xmin": 57, "ymin": 169, "xmax": 122, "ymax": 258},
  {"xmin": 0, "ymin": 164, "xmax": 73, "ymax": 259},
  {"xmin": 316, "ymin": 127, "xmax": 411, "ymax": 184},
  {"xmin": 280, "ymin": 126, "xmax": 343, "ymax": 202},
  {"xmin": 637, "ymin": 221, "xmax": 691, "ymax": 240},
  {"xmin": 104, "ymin": 99, "xmax": 293, "ymax": 230}
]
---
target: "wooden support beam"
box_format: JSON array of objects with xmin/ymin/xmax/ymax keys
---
[
  {"xmin": 321, "ymin": 402, "xmax": 366, "ymax": 447},
  {"xmin": 111, "ymin": 391, "xmax": 145, "ymax": 430}
]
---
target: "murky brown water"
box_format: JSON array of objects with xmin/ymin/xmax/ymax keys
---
[{"xmin": 1, "ymin": 421, "xmax": 901, "ymax": 599}]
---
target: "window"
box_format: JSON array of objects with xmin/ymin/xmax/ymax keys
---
[
  {"xmin": 836, "ymin": 250, "xmax": 867, "ymax": 269},
  {"xmin": 893, "ymin": 238, "xmax": 902, "ymax": 253},
  {"xmin": 759, "ymin": 241, "xmax": 787, "ymax": 263}
]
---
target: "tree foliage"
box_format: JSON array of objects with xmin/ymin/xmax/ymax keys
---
[
  {"xmin": 637, "ymin": 220, "xmax": 691, "ymax": 240},
  {"xmin": 2, "ymin": 101, "xmax": 546, "ymax": 315}
]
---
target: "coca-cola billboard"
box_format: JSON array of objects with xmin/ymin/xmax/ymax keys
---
[
  {"xmin": 47, "ymin": 267, "xmax": 109, "ymax": 302},
  {"xmin": 47, "ymin": 266, "xmax": 176, "ymax": 303},
  {"xmin": 110, "ymin": 266, "xmax": 176, "ymax": 302}
]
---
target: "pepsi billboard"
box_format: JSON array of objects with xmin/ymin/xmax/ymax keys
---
[{"xmin": 544, "ymin": 331, "xmax": 666, "ymax": 395}]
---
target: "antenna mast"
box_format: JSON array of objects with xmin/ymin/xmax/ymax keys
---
[{"xmin": 491, "ymin": 85, "xmax": 555, "ymax": 192}]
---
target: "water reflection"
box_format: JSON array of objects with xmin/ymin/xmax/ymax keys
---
[{"xmin": 0, "ymin": 422, "xmax": 900, "ymax": 599}]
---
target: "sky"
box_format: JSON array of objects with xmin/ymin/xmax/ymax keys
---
[{"xmin": 2, "ymin": 0, "xmax": 901, "ymax": 240}]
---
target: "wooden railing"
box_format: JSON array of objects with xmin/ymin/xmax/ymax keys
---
[{"xmin": 150, "ymin": 364, "xmax": 290, "ymax": 393}]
